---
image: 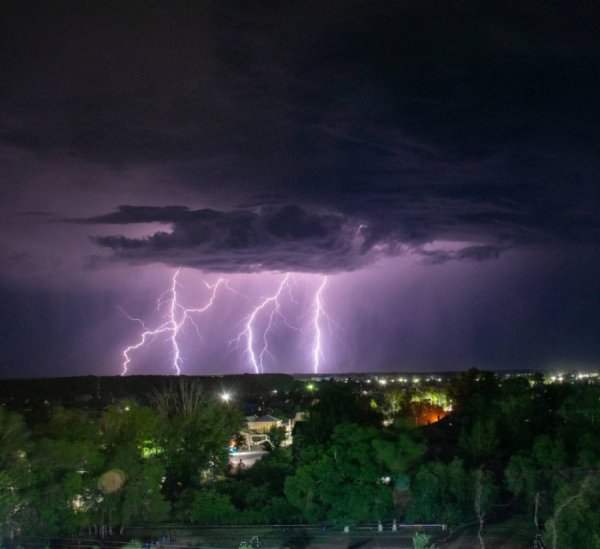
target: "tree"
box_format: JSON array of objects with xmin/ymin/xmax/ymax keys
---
[
  {"xmin": 408, "ymin": 459, "xmax": 496, "ymax": 535},
  {"xmin": 21, "ymin": 402, "xmax": 171, "ymax": 537},
  {"xmin": 0, "ymin": 471, "xmax": 22, "ymax": 538},
  {"xmin": 0, "ymin": 408, "xmax": 29, "ymax": 466},
  {"xmin": 285, "ymin": 423, "xmax": 416, "ymax": 525},
  {"xmin": 407, "ymin": 459, "xmax": 472, "ymax": 525},
  {"xmin": 448, "ymin": 369, "xmax": 499, "ymax": 412},
  {"xmin": 25, "ymin": 407, "xmax": 103, "ymax": 535},
  {"xmin": 266, "ymin": 425, "xmax": 287, "ymax": 450},
  {"xmin": 0, "ymin": 408, "xmax": 30, "ymax": 536},
  {"xmin": 292, "ymin": 383, "xmax": 380, "ymax": 461},
  {"xmin": 412, "ymin": 532, "xmax": 438, "ymax": 549},
  {"xmin": 100, "ymin": 399, "xmax": 160, "ymax": 454},
  {"xmin": 153, "ymin": 384, "xmax": 244, "ymax": 502},
  {"xmin": 94, "ymin": 401, "xmax": 170, "ymax": 534},
  {"xmin": 473, "ymin": 467, "xmax": 496, "ymax": 549},
  {"xmin": 543, "ymin": 472, "xmax": 598, "ymax": 549},
  {"xmin": 239, "ymin": 447, "xmax": 294, "ymax": 498},
  {"xmin": 175, "ymin": 488, "xmax": 236, "ymax": 524},
  {"xmin": 105, "ymin": 447, "xmax": 170, "ymax": 534},
  {"xmin": 505, "ymin": 454, "xmax": 541, "ymax": 528},
  {"xmin": 217, "ymin": 447, "xmax": 299, "ymax": 523},
  {"xmin": 459, "ymin": 417, "xmax": 499, "ymax": 465},
  {"xmin": 383, "ymin": 388, "xmax": 410, "ymax": 418}
]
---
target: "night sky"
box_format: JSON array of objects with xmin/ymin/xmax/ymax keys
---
[{"xmin": 1, "ymin": 1, "xmax": 599, "ymax": 377}]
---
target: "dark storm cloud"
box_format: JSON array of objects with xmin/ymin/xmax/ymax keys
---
[
  {"xmin": 417, "ymin": 244, "xmax": 503, "ymax": 265},
  {"xmin": 72, "ymin": 206, "xmax": 197, "ymax": 225},
  {"xmin": 2, "ymin": 0, "xmax": 598, "ymax": 273},
  {"xmin": 77, "ymin": 204, "xmax": 382, "ymax": 273},
  {"xmin": 74, "ymin": 189, "xmax": 595, "ymax": 272},
  {"xmin": 70, "ymin": 201, "xmax": 525, "ymax": 272}
]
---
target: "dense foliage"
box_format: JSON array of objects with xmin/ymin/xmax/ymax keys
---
[
  {"xmin": 0, "ymin": 381, "xmax": 243, "ymax": 538},
  {"xmin": 2, "ymin": 371, "xmax": 600, "ymax": 548}
]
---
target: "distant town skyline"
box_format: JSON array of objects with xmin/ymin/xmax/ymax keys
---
[{"xmin": 1, "ymin": 2, "xmax": 599, "ymax": 377}]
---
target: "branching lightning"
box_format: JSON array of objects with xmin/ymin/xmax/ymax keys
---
[
  {"xmin": 311, "ymin": 276, "xmax": 331, "ymax": 374},
  {"xmin": 121, "ymin": 269, "xmax": 338, "ymax": 375},
  {"xmin": 120, "ymin": 268, "xmax": 226, "ymax": 376},
  {"xmin": 233, "ymin": 273, "xmax": 292, "ymax": 374},
  {"xmin": 231, "ymin": 273, "xmax": 335, "ymax": 374}
]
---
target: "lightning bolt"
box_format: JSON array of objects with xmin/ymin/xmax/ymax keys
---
[
  {"xmin": 120, "ymin": 268, "xmax": 226, "ymax": 376},
  {"xmin": 122, "ymin": 270, "xmax": 337, "ymax": 376},
  {"xmin": 233, "ymin": 273, "xmax": 292, "ymax": 374},
  {"xmin": 311, "ymin": 276, "xmax": 332, "ymax": 374}
]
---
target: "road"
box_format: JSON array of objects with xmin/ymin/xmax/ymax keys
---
[{"xmin": 228, "ymin": 450, "xmax": 268, "ymax": 469}]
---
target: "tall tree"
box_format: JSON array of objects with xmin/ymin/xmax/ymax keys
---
[
  {"xmin": 292, "ymin": 383, "xmax": 380, "ymax": 461},
  {"xmin": 153, "ymin": 381, "xmax": 243, "ymax": 501}
]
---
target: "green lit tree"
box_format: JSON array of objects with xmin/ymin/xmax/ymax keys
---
[{"xmin": 412, "ymin": 532, "xmax": 438, "ymax": 549}]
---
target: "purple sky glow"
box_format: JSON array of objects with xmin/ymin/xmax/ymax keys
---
[{"xmin": 1, "ymin": 2, "xmax": 599, "ymax": 377}]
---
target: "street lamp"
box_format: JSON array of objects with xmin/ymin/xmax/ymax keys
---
[{"xmin": 221, "ymin": 392, "xmax": 231, "ymax": 402}]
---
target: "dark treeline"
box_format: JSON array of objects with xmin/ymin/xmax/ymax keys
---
[
  {"xmin": 0, "ymin": 374, "xmax": 301, "ymax": 411},
  {"xmin": 2, "ymin": 370, "xmax": 600, "ymax": 548}
]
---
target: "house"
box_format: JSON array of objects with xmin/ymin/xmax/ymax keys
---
[
  {"xmin": 246, "ymin": 414, "xmax": 282, "ymax": 433},
  {"xmin": 241, "ymin": 414, "xmax": 293, "ymax": 449}
]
